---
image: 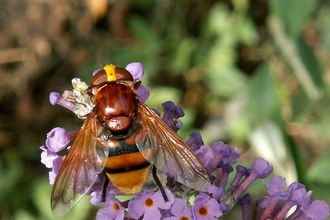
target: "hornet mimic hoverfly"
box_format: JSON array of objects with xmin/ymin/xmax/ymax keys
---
[{"xmin": 51, "ymin": 64, "xmax": 210, "ymax": 216}]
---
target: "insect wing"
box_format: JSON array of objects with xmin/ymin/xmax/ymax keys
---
[
  {"xmin": 136, "ymin": 104, "xmax": 210, "ymax": 192},
  {"xmin": 51, "ymin": 114, "xmax": 109, "ymax": 216}
]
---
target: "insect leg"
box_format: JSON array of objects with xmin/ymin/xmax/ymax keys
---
[
  {"xmin": 152, "ymin": 166, "xmax": 168, "ymax": 201},
  {"xmin": 101, "ymin": 175, "xmax": 110, "ymax": 202}
]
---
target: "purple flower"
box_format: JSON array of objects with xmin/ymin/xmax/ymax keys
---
[
  {"xmin": 128, "ymin": 189, "xmax": 174, "ymax": 220},
  {"xmin": 186, "ymin": 131, "xmax": 204, "ymax": 151},
  {"xmin": 40, "ymin": 145, "xmax": 58, "ymax": 168},
  {"xmin": 136, "ymin": 85, "xmax": 150, "ymax": 103},
  {"xmin": 287, "ymin": 182, "xmax": 306, "ymax": 205},
  {"xmin": 95, "ymin": 193, "xmax": 125, "ymax": 220},
  {"xmin": 204, "ymin": 184, "xmax": 223, "ymax": 201},
  {"xmin": 205, "ymin": 142, "xmax": 239, "ymax": 173},
  {"xmin": 215, "ymin": 163, "xmax": 233, "ymax": 189},
  {"xmin": 270, "ymin": 182, "xmax": 307, "ymax": 220},
  {"xmin": 89, "ymin": 174, "xmax": 111, "ymax": 206},
  {"xmin": 257, "ymin": 177, "xmax": 330, "ymax": 220},
  {"xmin": 258, "ymin": 179, "xmax": 282, "ymax": 219},
  {"xmin": 126, "ymin": 62, "xmax": 144, "ymax": 82},
  {"xmin": 90, "ymin": 190, "xmax": 103, "ymax": 207},
  {"xmin": 51, "ymin": 78, "xmax": 94, "ymax": 119},
  {"xmin": 239, "ymin": 194, "xmax": 251, "ymax": 220},
  {"xmin": 227, "ymin": 165, "xmax": 249, "ymax": 192},
  {"xmin": 300, "ymin": 191, "xmax": 330, "ymax": 220},
  {"xmin": 265, "ymin": 176, "xmax": 287, "ymax": 200},
  {"xmin": 222, "ymin": 147, "xmax": 240, "ymax": 165},
  {"xmin": 48, "ymin": 156, "xmax": 65, "ymax": 184},
  {"xmin": 40, "ymin": 127, "xmax": 71, "ymax": 184},
  {"xmin": 162, "ymin": 101, "xmax": 185, "ymax": 132},
  {"xmin": 45, "ymin": 127, "xmax": 70, "ymax": 152},
  {"xmin": 212, "ymin": 142, "xmax": 231, "ymax": 161},
  {"xmin": 49, "ymin": 92, "xmax": 62, "ymax": 105},
  {"xmin": 92, "ymin": 68, "xmax": 101, "ymax": 76},
  {"xmin": 49, "ymin": 91, "xmax": 75, "ymax": 112},
  {"xmin": 125, "ymin": 62, "xmax": 150, "ymax": 102},
  {"xmin": 163, "ymin": 198, "xmax": 193, "ymax": 220},
  {"xmin": 252, "ymin": 158, "xmax": 273, "ymax": 179},
  {"xmin": 194, "ymin": 145, "xmax": 215, "ymax": 172},
  {"xmin": 232, "ymin": 158, "xmax": 273, "ymax": 201},
  {"xmin": 192, "ymin": 194, "xmax": 222, "ymax": 219}
]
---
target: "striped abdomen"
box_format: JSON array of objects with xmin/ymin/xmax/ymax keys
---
[{"xmin": 102, "ymin": 130, "xmax": 151, "ymax": 194}]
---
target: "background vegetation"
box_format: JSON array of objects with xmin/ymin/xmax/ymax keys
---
[{"xmin": 0, "ymin": 0, "xmax": 329, "ymax": 219}]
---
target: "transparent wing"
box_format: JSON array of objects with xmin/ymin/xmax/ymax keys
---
[
  {"xmin": 136, "ymin": 103, "xmax": 210, "ymax": 192},
  {"xmin": 51, "ymin": 114, "xmax": 109, "ymax": 216}
]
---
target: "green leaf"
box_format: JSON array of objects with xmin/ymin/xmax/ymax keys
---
[
  {"xmin": 307, "ymin": 151, "xmax": 330, "ymax": 183},
  {"xmin": 308, "ymin": 182, "xmax": 330, "ymax": 202},
  {"xmin": 14, "ymin": 209, "xmax": 36, "ymax": 220},
  {"xmin": 269, "ymin": 0, "xmax": 318, "ymax": 39},
  {"xmin": 246, "ymin": 64, "xmax": 281, "ymax": 124},
  {"xmin": 207, "ymin": 66, "xmax": 246, "ymax": 98},
  {"xmin": 318, "ymin": 7, "xmax": 330, "ymax": 52},
  {"xmin": 297, "ymin": 36, "xmax": 324, "ymax": 89},
  {"xmin": 290, "ymin": 90, "xmax": 310, "ymax": 119},
  {"xmin": 172, "ymin": 38, "xmax": 198, "ymax": 73},
  {"xmin": 203, "ymin": 3, "xmax": 230, "ymax": 38}
]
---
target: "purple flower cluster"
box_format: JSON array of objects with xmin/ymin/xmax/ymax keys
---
[
  {"xmin": 40, "ymin": 62, "xmax": 330, "ymax": 220},
  {"xmin": 250, "ymin": 176, "xmax": 330, "ymax": 220}
]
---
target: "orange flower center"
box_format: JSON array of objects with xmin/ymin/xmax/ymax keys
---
[
  {"xmin": 113, "ymin": 203, "xmax": 120, "ymax": 211},
  {"xmin": 198, "ymin": 206, "xmax": 208, "ymax": 216},
  {"xmin": 145, "ymin": 198, "xmax": 154, "ymax": 208}
]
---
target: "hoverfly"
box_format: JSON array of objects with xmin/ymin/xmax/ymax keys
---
[{"xmin": 51, "ymin": 64, "xmax": 210, "ymax": 216}]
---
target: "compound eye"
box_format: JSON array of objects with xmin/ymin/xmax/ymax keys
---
[
  {"xmin": 115, "ymin": 67, "xmax": 134, "ymax": 81},
  {"xmin": 90, "ymin": 69, "xmax": 107, "ymax": 88}
]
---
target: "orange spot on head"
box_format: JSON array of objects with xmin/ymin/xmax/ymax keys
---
[
  {"xmin": 181, "ymin": 216, "xmax": 190, "ymax": 220},
  {"xmin": 104, "ymin": 64, "xmax": 117, "ymax": 82}
]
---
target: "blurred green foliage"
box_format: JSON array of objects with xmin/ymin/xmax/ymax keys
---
[{"xmin": 0, "ymin": 0, "xmax": 330, "ymax": 219}]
